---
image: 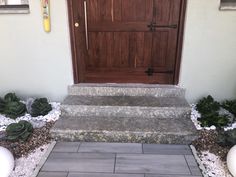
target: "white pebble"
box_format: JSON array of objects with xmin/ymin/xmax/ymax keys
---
[
  {"xmin": 0, "ymin": 100, "xmax": 61, "ymax": 131},
  {"xmin": 9, "ymin": 144, "xmax": 50, "ymax": 177},
  {"xmin": 200, "ymin": 151, "xmax": 232, "ymax": 177}
]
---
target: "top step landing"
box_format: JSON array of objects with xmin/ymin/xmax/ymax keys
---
[{"xmin": 68, "ymin": 84, "xmax": 185, "ymax": 97}]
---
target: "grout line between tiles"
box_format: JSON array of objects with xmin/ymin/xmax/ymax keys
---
[
  {"xmin": 113, "ymin": 153, "xmax": 117, "ymax": 174},
  {"xmin": 77, "ymin": 142, "xmax": 82, "ymax": 152},
  {"xmin": 184, "ymin": 155, "xmax": 193, "ymax": 175}
]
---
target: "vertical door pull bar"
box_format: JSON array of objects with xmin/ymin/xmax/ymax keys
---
[{"xmin": 84, "ymin": 1, "xmax": 89, "ymax": 50}]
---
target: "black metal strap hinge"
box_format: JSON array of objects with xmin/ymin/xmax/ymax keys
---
[
  {"xmin": 145, "ymin": 68, "xmax": 154, "ymax": 76},
  {"xmin": 147, "ymin": 22, "xmax": 177, "ymax": 31}
]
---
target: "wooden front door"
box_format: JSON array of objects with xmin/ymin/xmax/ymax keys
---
[{"xmin": 68, "ymin": 0, "xmax": 186, "ymax": 84}]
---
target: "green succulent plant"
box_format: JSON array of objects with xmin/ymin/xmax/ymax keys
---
[
  {"xmin": 196, "ymin": 95, "xmax": 220, "ymax": 115},
  {"xmin": 217, "ymin": 129, "xmax": 236, "ymax": 147},
  {"xmin": 30, "ymin": 98, "xmax": 52, "ymax": 117},
  {"xmin": 196, "ymin": 95, "xmax": 230, "ymax": 128},
  {"xmin": 0, "ymin": 98, "xmax": 6, "ymax": 114},
  {"xmin": 4, "ymin": 93, "xmax": 20, "ymax": 102},
  {"xmin": 221, "ymin": 100, "xmax": 236, "ymax": 117},
  {"xmin": 6, "ymin": 120, "xmax": 33, "ymax": 141},
  {"xmin": 198, "ymin": 114, "xmax": 230, "ymax": 128},
  {"xmin": 4, "ymin": 101, "xmax": 27, "ymax": 119}
]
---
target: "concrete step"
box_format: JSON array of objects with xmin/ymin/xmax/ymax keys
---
[
  {"xmin": 61, "ymin": 95, "xmax": 191, "ymax": 119},
  {"xmin": 68, "ymin": 84, "xmax": 185, "ymax": 97},
  {"xmin": 51, "ymin": 116, "xmax": 198, "ymax": 144}
]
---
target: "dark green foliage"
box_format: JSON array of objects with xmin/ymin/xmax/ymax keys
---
[
  {"xmin": 221, "ymin": 100, "xmax": 236, "ymax": 117},
  {"xmin": 30, "ymin": 98, "xmax": 52, "ymax": 117},
  {"xmin": 4, "ymin": 101, "xmax": 27, "ymax": 119},
  {"xmin": 6, "ymin": 120, "xmax": 33, "ymax": 141},
  {"xmin": 0, "ymin": 93, "xmax": 26, "ymax": 119},
  {"xmin": 217, "ymin": 129, "xmax": 236, "ymax": 147},
  {"xmin": 0, "ymin": 98, "xmax": 6, "ymax": 113},
  {"xmin": 196, "ymin": 95, "xmax": 220, "ymax": 115},
  {"xmin": 198, "ymin": 114, "xmax": 230, "ymax": 128},
  {"xmin": 4, "ymin": 93, "xmax": 20, "ymax": 102},
  {"xmin": 196, "ymin": 95, "xmax": 229, "ymax": 128}
]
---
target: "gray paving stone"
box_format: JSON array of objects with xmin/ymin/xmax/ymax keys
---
[
  {"xmin": 37, "ymin": 172, "xmax": 68, "ymax": 177},
  {"xmin": 184, "ymin": 155, "xmax": 202, "ymax": 176},
  {"xmin": 146, "ymin": 175, "xmax": 202, "ymax": 177},
  {"xmin": 143, "ymin": 144, "xmax": 192, "ymax": 155},
  {"xmin": 79, "ymin": 142, "xmax": 142, "ymax": 153},
  {"xmin": 115, "ymin": 154, "xmax": 191, "ymax": 174},
  {"xmin": 185, "ymin": 155, "xmax": 199, "ymax": 166},
  {"xmin": 53, "ymin": 142, "xmax": 80, "ymax": 152},
  {"xmin": 189, "ymin": 166, "xmax": 203, "ymax": 176},
  {"xmin": 41, "ymin": 152, "xmax": 115, "ymax": 173},
  {"xmin": 68, "ymin": 173, "xmax": 144, "ymax": 177}
]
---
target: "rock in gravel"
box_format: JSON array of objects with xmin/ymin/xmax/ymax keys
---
[
  {"xmin": 29, "ymin": 120, "xmax": 46, "ymax": 129},
  {"xmin": 0, "ymin": 131, "xmax": 6, "ymax": 139}
]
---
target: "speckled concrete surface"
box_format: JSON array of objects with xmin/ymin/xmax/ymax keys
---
[
  {"xmin": 52, "ymin": 84, "xmax": 197, "ymax": 144},
  {"xmin": 68, "ymin": 84, "xmax": 185, "ymax": 97},
  {"xmin": 51, "ymin": 116, "xmax": 198, "ymax": 144},
  {"xmin": 61, "ymin": 96, "xmax": 190, "ymax": 119}
]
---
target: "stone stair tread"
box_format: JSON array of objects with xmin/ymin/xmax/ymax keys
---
[
  {"xmin": 62, "ymin": 95, "xmax": 189, "ymax": 107},
  {"xmin": 52, "ymin": 116, "xmax": 196, "ymax": 133},
  {"xmin": 52, "ymin": 84, "xmax": 197, "ymax": 144},
  {"xmin": 68, "ymin": 84, "xmax": 185, "ymax": 97}
]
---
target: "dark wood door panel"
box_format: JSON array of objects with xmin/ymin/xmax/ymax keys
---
[
  {"xmin": 153, "ymin": 0, "xmax": 181, "ymax": 25},
  {"xmin": 85, "ymin": 0, "xmax": 154, "ymax": 23},
  {"xmin": 85, "ymin": 31, "xmax": 176, "ymax": 70},
  {"xmin": 68, "ymin": 0, "xmax": 186, "ymax": 84},
  {"xmin": 85, "ymin": 72, "xmax": 173, "ymax": 84}
]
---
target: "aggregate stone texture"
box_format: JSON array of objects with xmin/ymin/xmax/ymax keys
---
[
  {"xmin": 38, "ymin": 142, "xmax": 202, "ymax": 177},
  {"xmin": 63, "ymin": 95, "xmax": 188, "ymax": 107},
  {"xmin": 61, "ymin": 96, "xmax": 191, "ymax": 119},
  {"xmin": 68, "ymin": 83, "xmax": 185, "ymax": 97},
  {"xmin": 53, "ymin": 84, "xmax": 197, "ymax": 144},
  {"xmin": 51, "ymin": 116, "xmax": 198, "ymax": 144}
]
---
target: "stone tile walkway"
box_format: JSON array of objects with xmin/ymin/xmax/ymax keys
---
[{"xmin": 37, "ymin": 142, "xmax": 202, "ymax": 177}]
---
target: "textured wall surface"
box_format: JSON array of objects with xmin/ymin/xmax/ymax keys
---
[
  {"xmin": 179, "ymin": 0, "xmax": 236, "ymax": 102},
  {"xmin": 0, "ymin": 0, "xmax": 236, "ymax": 103},
  {"xmin": 0, "ymin": 0, "xmax": 73, "ymax": 101}
]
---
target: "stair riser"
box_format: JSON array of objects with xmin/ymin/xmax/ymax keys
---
[
  {"xmin": 51, "ymin": 116, "xmax": 195, "ymax": 132},
  {"xmin": 51, "ymin": 130, "xmax": 197, "ymax": 144},
  {"xmin": 61, "ymin": 105, "xmax": 191, "ymax": 119},
  {"xmin": 68, "ymin": 86, "xmax": 185, "ymax": 97}
]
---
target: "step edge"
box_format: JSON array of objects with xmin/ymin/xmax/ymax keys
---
[
  {"xmin": 61, "ymin": 105, "xmax": 191, "ymax": 110},
  {"xmin": 68, "ymin": 85, "xmax": 186, "ymax": 97},
  {"xmin": 69, "ymin": 83, "xmax": 183, "ymax": 88},
  {"xmin": 50, "ymin": 129, "xmax": 198, "ymax": 135}
]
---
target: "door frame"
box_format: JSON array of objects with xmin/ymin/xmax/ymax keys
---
[{"xmin": 67, "ymin": 0, "xmax": 187, "ymax": 85}]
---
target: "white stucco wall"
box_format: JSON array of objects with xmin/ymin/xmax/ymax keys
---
[
  {"xmin": 0, "ymin": 0, "xmax": 73, "ymax": 101},
  {"xmin": 179, "ymin": 0, "xmax": 236, "ymax": 103},
  {"xmin": 0, "ymin": 0, "xmax": 235, "ymax": 103}
]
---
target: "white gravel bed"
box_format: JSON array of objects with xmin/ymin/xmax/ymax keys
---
[
  {"xmin": 191, "ymin": 104, "xmax": 235, "ymax": 177},
  {"xmin": 191, "ymin": 104, "xmax": 236, "ymax": 131},
  {"xmin": 198, "ymin": 151, "xmax": 232, "ymax": 177},
  {"xmin": 9, "ymin": 143, "xmax": 52, "ymax": 177},
  {"xmin": 0, "ymin": 101, "xmax": 61, "ymax": 131}
]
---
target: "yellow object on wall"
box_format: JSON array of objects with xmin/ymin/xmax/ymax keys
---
[{"xmin": 41, "ymin": 0, "xmax": 50, "ymax": 32}]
